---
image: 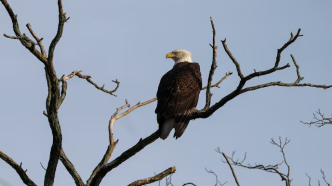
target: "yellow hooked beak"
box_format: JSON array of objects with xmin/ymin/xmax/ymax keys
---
[{"xmin": 166, "ymin": 52, "xmax": 176, "ymax": 59}]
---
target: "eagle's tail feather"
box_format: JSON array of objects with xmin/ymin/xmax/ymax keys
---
[{"xmin": 159, "ymin": 118, "xmax": 175, "ymax": 140}]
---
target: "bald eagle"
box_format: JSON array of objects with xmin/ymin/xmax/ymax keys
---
[{"xmin": 155, "ymin": 49, "xmax": 202, "ymax": 140}]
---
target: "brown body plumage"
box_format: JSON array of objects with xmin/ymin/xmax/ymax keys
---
[{"xmin": 155, "ymin": 60, "xmax": 202, "ymax": 140}]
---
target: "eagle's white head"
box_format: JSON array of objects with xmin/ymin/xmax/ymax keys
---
[{"xmin": 166, "ymin": 49, "xmax": 192, "ymax": 64}]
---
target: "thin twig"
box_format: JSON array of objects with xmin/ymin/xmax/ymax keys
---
[
  {"xmin": 205, "ymin": 167, "xmax": 227, "ymax": 186},
  {"xmin": 202, "ymin": 72, "xmax": 233, "ymax": 90},
  {"xmin": 26, "ymin": 23, "xmax": 47, "ymax": 57},
  {"xmin": 321, "ymin": 169, "xmax": 330, "ymax": 186},
  {"xmin": 40, "ymin": 162, "xmax": 46, "ymax": 171},
  {"xmin": 75, "ymin": 72, "xmax": 120, "ymax": 97},
  {"xmin": 306, "ymin": 173, "xmax": 312, "ymax": 186}
]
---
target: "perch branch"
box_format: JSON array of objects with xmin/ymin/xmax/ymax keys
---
[
  {"xmin": 75, "ymin": 72, "xmax": 120, "ymax": 97},
  {"xmin": 301, "ymin": 109, "xmax": 332, "ymax": 127},
  {"xmin": 86, "ymin": 73, "xmax": 231, "ymax": 185},
  {"xmin": 89, "ymin": 130, "xmax": 160, "ymax": 186},
  {"xmin": 0, "ymin": 150, "xmax": 37, "ymax": 186},
  {"xmin": 128, "ymin": 166, "xmax": 176, "ymax": 186}
]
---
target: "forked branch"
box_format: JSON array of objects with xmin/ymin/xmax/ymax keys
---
[{"xmin": 1, "ymin": 0, "xmax": 47, "ymax": 64}]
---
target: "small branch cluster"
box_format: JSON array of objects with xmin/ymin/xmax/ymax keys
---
[
  {"xmin": 218, "ymin": 137, "xmax": 292, "ymax": 186},
  {"xmin": 301, "ymin": 109, "xmax": 332, "ymax": 127}
]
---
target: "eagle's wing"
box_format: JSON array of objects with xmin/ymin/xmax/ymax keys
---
[{"xmin": 155, "ymin": 63, "xmax": 202, "ymax": 139}]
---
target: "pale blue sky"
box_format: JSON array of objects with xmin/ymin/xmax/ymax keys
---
[{"xmin": 0, "ymin": 0, "xmax": 331, "ymax": 186}]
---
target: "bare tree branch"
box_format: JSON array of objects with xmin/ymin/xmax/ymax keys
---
[
  {"xmin": 86, "ymin": 100, "xmax": 129, "ymax": 185},
  {"xmin": 75, "ymin": 72, "xmax": 120, "ymax": 97},
  {"xmin": 203, "ymin": 17, "xmax": 218, "ymax": 111},
  {"xmin": 183, "ymin": 183, "xmax": 197, "ymax": 186},
  {"xmin": 0, "ymin": 150, "xmax": 37, "ymax": 186},
  {"xmin": 221, "ymin": 38, "xmax": 244, "ymax": 79},
  {"xmin": 321, "ymin": 169, "xmax": 330, "ymax": 186},
  {"xmin": 271, "ymin": 137, "xmax": 291, "ymax": 184},
  {"xmin": 205, "ymin": 167, "xmax": 228, "ymax": 186},
  {"xmin": 1, "ymin": 0, "xmax": 47, "ymax": 64},
  {"xmin": 301, "ymin": 109, "xmax": 332, "ymax": 127},
  {"xmin": 128, "ymin": 166, "xmax": 176, "ymax": 186},
  {"xmin": 191, "ymin": 28, "xmax": 331, "ymax": 121},
  {"xmin": 306, "ymin": 173, "xmax": 312, "ymax": 186},
  {"xmin": 42, "ymin": 2, "xmax": 68, "ymax": 185},
  {"xmin": 218, "ymin": 137, "xmax": 292, "ymax": 186},
  {"xmin": 59, "ymin": 149, "xmax": 84, "ymax": 186},
  {"xmin": 47, "ymin": 0, "xmax": 69, "ymax": 65},
  {"xmin": 202, "ymin": 72, "xmax": 233, "ymax": 90},
  {"xmin": 221, "ymin": 152, "xmax": 240, "ymax": 186},
  {"xmin": 89, "ymin": 130, "xmax": 159, "ymax": 185},
  {"xmin": 40, "ymin": 162, "xmax": 47, "ymax": 171},
  {"xmin": 165, "ymin": 174, "xmax": 174, "ymax": 186},
  {"xmin": 26, "ymin": 23, "xmax": 47, "ymax": 57},
  {"xmin": 43, "ymin": 101, "xmax": 83, "ymax": 186}
]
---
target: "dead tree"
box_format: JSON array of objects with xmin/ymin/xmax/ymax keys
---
[{"xmin": 0, "ymin": 0, "xmax": 331, "ymax": 186}]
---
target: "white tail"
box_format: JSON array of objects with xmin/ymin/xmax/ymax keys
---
[{"xmin": 160, "ymin": 118, "xmax": 175, "ymax": 140}]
